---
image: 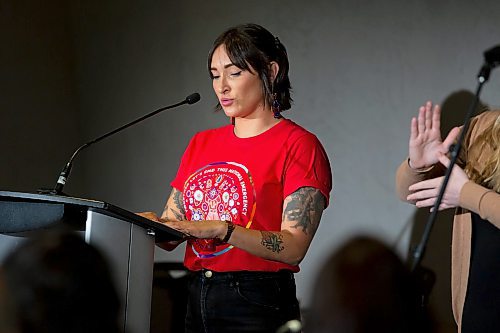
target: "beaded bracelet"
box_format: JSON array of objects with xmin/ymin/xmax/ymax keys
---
[{"xmin": 221, "ymin": 221, "xmax": 235, "ymax": 243}]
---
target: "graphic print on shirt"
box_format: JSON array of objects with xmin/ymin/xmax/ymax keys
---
[{"xmin": 182, "ymin": 161, "xmax": 256, "ymax": 258}]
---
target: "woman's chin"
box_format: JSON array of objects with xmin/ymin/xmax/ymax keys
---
[{"xmin": 222, "ymin": 108, "xmax": 238, "ymax": 118}]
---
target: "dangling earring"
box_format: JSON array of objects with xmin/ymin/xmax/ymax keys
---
[{"xmin": 272, "ymin": 93, "xmax": 282, "ymax": 119}]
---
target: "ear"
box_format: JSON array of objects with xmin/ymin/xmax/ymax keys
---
[{"xmin": 269, "ymin": 61, "xmax": 280, "ymax": 82}]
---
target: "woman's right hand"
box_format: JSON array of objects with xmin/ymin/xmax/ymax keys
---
[
  {"xmin": 408, "ymin": 101, "xmax": 460, "ymax": 169},
  {"xmin": 137, "ymin": 211, "xmax": 186, "ymax": 250},
  {"xmin": 136, "ymin": 211, "xmax": 162, "ymax": 223}
]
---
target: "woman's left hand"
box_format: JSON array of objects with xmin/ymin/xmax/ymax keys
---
[
  {"xmin": 162, "ymin": 220, "xmax": 226, "ymax": 240},
  {"xmin": 407, "ymin": 155, "xmax": 469, "ymax": 211}
]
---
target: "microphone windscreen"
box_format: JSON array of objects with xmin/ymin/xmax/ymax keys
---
[
  {"xmin": 186, "ymin": 93, "xmax": 201, "ymax": 104},
  {"xmin": 484, "ymin": 45, "xmax": 500, "ymax": 67}
]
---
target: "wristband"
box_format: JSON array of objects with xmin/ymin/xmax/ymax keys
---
[{"xmin": 221, "ymin": 222, "xmax": 235, "ymax": 243}]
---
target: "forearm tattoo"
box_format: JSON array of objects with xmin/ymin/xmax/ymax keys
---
[
  {"xmin": 165, "ymin": 189, "xmax": 185, "ymax": 220},
  {"xmin": 284, "ymin": 187, "xmax": 325, "ymax": 235},
  {"xmin": 260, "ymin": 231, "xmax": 285, "ymax": 253}
]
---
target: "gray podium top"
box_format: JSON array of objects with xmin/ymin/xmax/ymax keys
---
[{"xmin": 0, "ymin": 190, "xmax": 184, "ymax": 242}]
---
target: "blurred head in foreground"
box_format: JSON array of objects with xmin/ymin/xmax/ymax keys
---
[
  {"xmin": 0, "ymin": 230, "xmax": 121, "ymax": 333},
  {"xmin": 307, "ymin": 235, "xmax": 432, "ymax": 333}
]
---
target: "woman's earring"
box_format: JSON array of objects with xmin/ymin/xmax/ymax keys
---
[{"xmin": 272, "ymin": 93, "xmax": 282, "ymax": 119}]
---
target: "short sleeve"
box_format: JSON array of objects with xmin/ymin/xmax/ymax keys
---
[{"xmin": 283, "ymin": 134, "xmax": 333, "ymax": 207}]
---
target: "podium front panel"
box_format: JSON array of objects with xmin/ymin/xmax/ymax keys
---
[{"xmin": 86, "ymin": 210, "xmax": 155, "ymax": 333}]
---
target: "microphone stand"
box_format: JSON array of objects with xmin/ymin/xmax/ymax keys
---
[
  {"xmin": 408, "ymin": 62, "xmax": 493, "ymax": 319},
  {"xmin": 40, "ymin": 93, "xmax": 200, "ymax": 196},
  {"xmin": 410, "ymin": 45, "xmax": 500, "ymax": 272},
  {"xmin": 410, "ymin": 64, "xmax": 490, "ymax": 272}
]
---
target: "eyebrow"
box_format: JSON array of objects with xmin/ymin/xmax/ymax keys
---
[{"xmin": 210, "ymin": 63, "xmax": 236, "ymax": 71}]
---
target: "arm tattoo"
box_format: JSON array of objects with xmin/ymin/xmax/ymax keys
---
[
  {"xmin": 284, "ymin": 187, "xmax": 325, "ymax": 235},
  {"xmin": 173, "ymin": 190, "xmax": 186, "ymax": 215},
  {"xmin": 164, "ymin": 189, "xmax": 186, "ymax": 220},
  {"xmin": 169, "ymin": 208, "xmax": 184, "ymax": 221},
  {"xmin": 260, "ymin": 231, "xmax": 285, "ymax": 253}
]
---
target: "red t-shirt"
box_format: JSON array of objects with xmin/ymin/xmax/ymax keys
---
[{"xmin": 171, "ymin": 119, "xmax": 332, "ymax": 272}]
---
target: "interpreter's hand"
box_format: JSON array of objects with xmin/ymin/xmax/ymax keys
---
[
  {"xmin": 406, "ymin": 155, "xmax": 469, "ymax": 211},
  {"xmin": 163, "ymin": 220, "xmax": 227, "ymax": 240},
  {"xmin": 408, "ymin": 101, "xmax": 461, "ymax": 170}
]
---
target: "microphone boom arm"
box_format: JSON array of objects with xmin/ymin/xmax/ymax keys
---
[{"xmin": 50, "ymin": 93, "xmax": 200, "ymax": 195}]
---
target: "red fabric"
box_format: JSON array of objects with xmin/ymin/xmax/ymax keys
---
[{"xmin": 171, "ymin": 119, "xmax": 332, "ymax": 272}]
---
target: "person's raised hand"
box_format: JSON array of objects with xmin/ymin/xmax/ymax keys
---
[{"xmin": 408, "ymin": 101, "xmax": 460, "ymax": 170}]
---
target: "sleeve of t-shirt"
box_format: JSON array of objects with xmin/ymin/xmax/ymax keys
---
[
  {"xmin": 170, "ymin": 133, "xmax": 199, "ymax": 192},
  {"xmin": 282, "ymin": 133, "xmax": 333, "ymax": 207}
]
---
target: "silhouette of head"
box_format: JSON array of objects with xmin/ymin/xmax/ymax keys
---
[
  {"xmin": 307, "ymin": 235, "xmax": 429, "ymax": 333},
  {"xmin": 1, "ymin": 230, "xmax": 121, "ymax": 333}
]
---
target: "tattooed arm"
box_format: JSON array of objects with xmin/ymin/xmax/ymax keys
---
[
  {"xmin": 249, "ymin": 186, "xmax": 326, "ymax": 265},
  {"xmin": 157, "ymin": 188, "xmax": 188, "ymax": 250},
  {"xmin": 160, "ymin": 188, "xmax": 186, "ymax": 221},
  {"xmin": 258, "ymin": 186, "xmax": 325, "ymax": 264},
  {"xmin": 137, "ymin": 188, "xmax": 187, "ymax": 251},
  {"xmin": 167, "ymin": 186, "xmax": 327, "ymax": 265}
]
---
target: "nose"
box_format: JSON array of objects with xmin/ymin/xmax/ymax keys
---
[{"xmin": 215, "ymin": 74, "xmax": 230, "ymax": 95}]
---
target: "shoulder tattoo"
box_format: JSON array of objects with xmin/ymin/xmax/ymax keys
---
[{"xmin": 284, "ymin": 187, "xmax": 325, "ymax": 235}]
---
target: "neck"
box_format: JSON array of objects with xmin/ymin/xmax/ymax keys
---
[{"xmin": 233, "ymin": 113, "xmax": 282, "ymax": 138}]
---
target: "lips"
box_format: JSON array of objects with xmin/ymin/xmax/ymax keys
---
[{"xmin": 220, "ymin": 98, "xmax": 233, "ymax": 107}]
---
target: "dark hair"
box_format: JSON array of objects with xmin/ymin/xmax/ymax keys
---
[
  {"xmin": 207, "ymin": 23, "xmax": 292, "ymax": 114},
  {"xmin": 1, "ymin": 230, "xmax": 121, "ymax": 333}
]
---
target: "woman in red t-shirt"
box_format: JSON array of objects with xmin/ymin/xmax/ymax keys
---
[{"xmin": 140, "ymin": 23, "xmax": 332, "ymax": 333}]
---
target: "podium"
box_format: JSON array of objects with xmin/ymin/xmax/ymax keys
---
[{"xmin": 0, "ymin": 190, "xmax": 184, "ymax": 333}]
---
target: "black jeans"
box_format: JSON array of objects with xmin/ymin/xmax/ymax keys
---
[{"xmin": 185, "ymin": 269, "xmax": 300, "ymax": 333}]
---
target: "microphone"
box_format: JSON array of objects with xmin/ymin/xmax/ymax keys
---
[
  {"xmin": 45, "ymin": 93, "xmax": 201, "ymax": 195},
  {"xmin": 484, "ymin": 45, "xmax": 500, "ymax": 67},
  {"xmin": 478, "ymin": 45, "xmax": 500, "ymax": 82},
  {"xmin": 185, "ymin": 92, "xmax": 201, "ymax": 104}
]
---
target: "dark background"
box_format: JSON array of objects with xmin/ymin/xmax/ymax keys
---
[{"xmin": 2, "ymin": 1, "xmax": 500, "ymax": 331}]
